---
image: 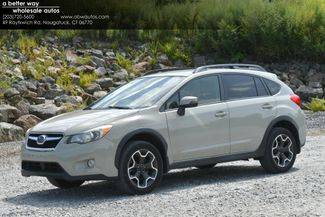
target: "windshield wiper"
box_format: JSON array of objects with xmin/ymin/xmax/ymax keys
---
[{"xmin": 107, "ymin": 106, "xmax": 132, "ymax": 109}]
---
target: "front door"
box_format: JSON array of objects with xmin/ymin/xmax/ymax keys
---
[{"xmin": 165, "ymin": 75, "xmax": 230, "ymax": 162}]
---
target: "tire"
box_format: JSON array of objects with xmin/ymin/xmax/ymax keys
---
[
  {"xmin": 196, "ymin": 164, "xmax": 215, "ymax": 170},
  {"xmin": 259, "ymin": 127, "xmax": 297, "ymax": 173},
  {"xmin": 47, "ymin": 178, "xmax": 84, "ymax": 189},
  {"xmin": 118, "ymin": 140, "xmax": 163, "ymax": 195}
]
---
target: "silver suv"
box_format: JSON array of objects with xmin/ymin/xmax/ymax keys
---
[{"xmin": 21, "ymin": 64, "xmax": 306, "ymax": 194}]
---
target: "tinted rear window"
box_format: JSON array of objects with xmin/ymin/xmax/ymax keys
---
[
  {"xmin": 254, "ymin": 77, "xmax": 269, "ymax": 96},
  {"xmin": 263, "ymin": 78, "xmax": 281, "ymax": 95},
  {"xmin": 223, "ymin": 74, "xmax": 257, "ymax": 100}
]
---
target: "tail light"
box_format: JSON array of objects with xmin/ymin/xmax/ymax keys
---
[{"xmin": 290, "ymin": 94, "xmax": 301, "ymax": 107}]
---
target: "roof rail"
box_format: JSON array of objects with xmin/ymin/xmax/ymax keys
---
[
  {"xmin": 144, "ymin": 67, "xmax": 191, "ymax": 75},
  {"xmin": 194, "ymin": 64, "xmax": 266, "ymax": 73}
]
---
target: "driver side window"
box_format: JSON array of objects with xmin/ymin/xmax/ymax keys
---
[{"xmin": 165, "ymin": 75, "xmax": 220, "ymax": 110}]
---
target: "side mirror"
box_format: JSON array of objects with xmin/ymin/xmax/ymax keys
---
[{"xmin": 177, "ymin": 96, "xmax": 198, "ymax": 116}]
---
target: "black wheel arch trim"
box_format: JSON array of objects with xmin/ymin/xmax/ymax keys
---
[
  {"xmin": 254, "ymin": 115, "xmax": 301, "ymax": 157},
  {"xmin": 114, "ymin": 128, "xmax": 169, "ymax": 171}
]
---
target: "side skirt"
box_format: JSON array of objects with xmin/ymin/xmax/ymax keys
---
[{"xmin": 169, "ymin": 151, "xmax": 262, "ymax": 170}]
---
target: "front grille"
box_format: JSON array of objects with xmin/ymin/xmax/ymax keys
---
[
  {"xmin": 22, "ymin": 161, "xmax": 64, "ymax": 173},
  {"xmin": 27, "ymin": 134, "xmax": 63, "ymax": 149}
]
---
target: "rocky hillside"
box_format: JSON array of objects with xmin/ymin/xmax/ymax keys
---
[{"xmin": 0, "ymin": 36, "xmax": 324, "ymax": 142}]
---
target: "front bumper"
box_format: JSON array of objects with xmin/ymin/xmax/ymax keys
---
[
  {"xmin": 21, "ymin": 136, "xmax": 119, "ymax": 180},
  {"xmin": 21, "ymin": 161, "xmax": 114, "ymax": 181}
]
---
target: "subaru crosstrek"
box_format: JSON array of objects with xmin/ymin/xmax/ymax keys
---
[{"xmin": 21, "ymin": 64, "xmax": 306, "ymax": 194}]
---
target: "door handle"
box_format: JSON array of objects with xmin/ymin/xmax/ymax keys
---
[
  {"xmin": 215, "ymin": 111, "xmax": 227, "ymax": 118},
  {"xmin": 261, "ymin": 103, "xmax": 273, "ymax": 109}
]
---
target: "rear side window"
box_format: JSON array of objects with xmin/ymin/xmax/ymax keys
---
[
  {"xmin": 263, "ymin": 78, "xmax": 281, "ymax": 95},
  {"xmin": 223, "ymin": 74, "xmax": 257, "ymax": 100},
  {"xmin": 254, "ymin": 77, "xmax": 269, "ymax": 96}
]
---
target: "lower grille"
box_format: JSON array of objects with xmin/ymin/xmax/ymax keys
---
[
  {"xmin": 27, "ymin": 134, "xmax": 63, "ymax": 149},
  {"xmin": 22, "ymin": 161, "xmax": 63, "ymax": 173}
]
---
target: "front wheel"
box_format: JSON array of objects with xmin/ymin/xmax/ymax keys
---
[
  {"xmin": 47, "ymin": 178, "xmax": 84, "ymax": 189},
  {"xmin": 260, "ymin": 127, "xmax": 297, "ymax": 173},
  {"xmin": 118, "ymin": 140, "xmax": 163, "ymax": 195}
]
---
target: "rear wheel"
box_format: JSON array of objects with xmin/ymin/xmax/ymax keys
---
[
  {"xmin": 47, "ymin": 178, "xmax": 84, "ymax": 189},
  {"xmin": 118, "ymin": 140, "xmax": 163, "ymax": 195},
  {"xmin": 260, "ymin": 127, "xmax": 297, "ymax": 173},
  {"xmin": 196, "ymin": 164, "xmax": 216, "ymax": 170}
]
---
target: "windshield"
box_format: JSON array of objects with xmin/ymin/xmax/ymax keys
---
[{"xmin": 89, "ymin": 76, "xmax": 185, "ymax": 109}]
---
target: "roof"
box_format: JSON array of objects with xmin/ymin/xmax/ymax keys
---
[{"xmin": 144, "ymin": 68, "xmax": 277, "ymax": 80}]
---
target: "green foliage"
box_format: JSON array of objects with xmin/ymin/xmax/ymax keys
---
[
  {"xmin": 54, "ymin": 30, "xmax": 78, "ymax": 41},
  {"xmin": 149, "ymin": 57, "xmax": 158, "ymax": 67},
  {"xmin": 160, "ymin": 39, "xmax": 191, "ymax": 64},
  {"xmin": 20, "ymin": 62, "xmax": 42, "ymax": 80},
  {"xmin": 79, "ymin": 72, "xmax": 98, "ymax": 88},
  {"xmin": 103, "ymin": 0, "xmax": 324, "ymax": 61},
  {"xmin": 0, "ymin": 30, "xmax": 23, "ymax": 47},
  {"xmin": 16, "ymin": 36, "xmax": 38, "ymax": 59},
  {"xmin": 62, "ymin": 101, "xmax": 88, "ymax": 113},
  {"xmin": 62, "ymin": 103, "xmax": 79, "ymax": 112},
  {"xmin": 19, "ymin": 54, "xmax": 56, "ymax": 80},
  {"xmin": 100, "ymin": 0, "xmax": 324, "ymax": 62},
  {"xmin": 193, "ymin": 0, "xmax": 325, "ymax": 61},
  {"xmin": 307, "ymin": 98, "xmax": 325, "ymax": 112},
  {"xmin": 0, "ymin": 76, "xmax": 11, "ymax": 90},
  {"xmin": 56, "ymin": 72, "xmax": 72, "ymax": 90},
  {"xmin": 56, "ymin": 68, "xmax": 77, "ymax": 95},
  {"xmin": 77, "ymin": 100, "xmax": 89, "ymax": 109},
  {"xmin": 76, "ymin": 55, "xmax": 92, "ymax": 65},
  {"xmin": 110, "ymin": 41, "xmax": 119, "ymax": 51},
  {"xmin": 116, "ymin": 53, "xmax": 134, "ymax": 72},
  {"xmin": 35, "ymin": 59, "xmax": 55, "ymax": 78}
]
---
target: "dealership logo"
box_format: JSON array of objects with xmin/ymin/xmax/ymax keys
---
[{"xmin": 36, "ymin": 135, "xmax": 47, "ymax": 145}]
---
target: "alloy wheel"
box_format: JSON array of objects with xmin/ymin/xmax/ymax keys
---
[
  {"xmin": 271, "ymin": 134, "xmax": 294, "ymax": 168},
  {"xmin": 127, "ymin": 149, "xmax": 158, "ymax": 189}
]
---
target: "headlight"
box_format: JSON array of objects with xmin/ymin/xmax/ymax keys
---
[{"xmin": 67, "ymin": 125, "xmax": 112, "ymax": 144}]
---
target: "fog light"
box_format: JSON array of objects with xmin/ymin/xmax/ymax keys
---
[{"xmin": 87, "ymin": 159, "xmax": 95, "ymax": 168}]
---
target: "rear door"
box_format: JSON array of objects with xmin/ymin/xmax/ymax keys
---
[
  {"xmin": 164, "ymin": 75, "xmax": 230, "ymax": 162},
  {"xmin": 222, "ymin": 74, "xmax": 276, "ymax": 154}
]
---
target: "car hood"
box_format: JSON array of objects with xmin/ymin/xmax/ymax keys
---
[{"xmin": 30, "ymin": 109, "xmax": 139, "ymax": 135}]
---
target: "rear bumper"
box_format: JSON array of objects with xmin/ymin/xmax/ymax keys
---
[{"xmin": 298, "ymin": 111, "xmax": 307, "ymax": 150}]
